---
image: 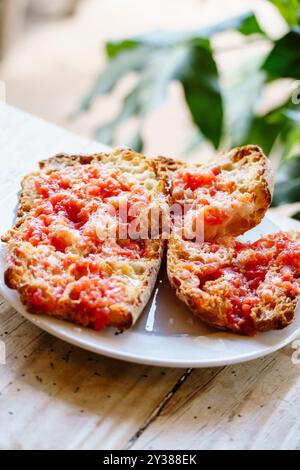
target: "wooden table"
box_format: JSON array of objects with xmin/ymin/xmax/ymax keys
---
[{"xmin": 0, "ymin": 103, "xmax": 300, "ymax": 451}]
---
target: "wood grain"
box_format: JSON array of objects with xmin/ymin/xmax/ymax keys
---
[
  {"xmin": 131, "ymin": 348, "xmax": 300, "ymax": 450},
  {"xmin": 0, "ymin": 103, "xmax": 299, "ymax": 450},
  {"xmin": 0, "ymin": 325, "xmax": 184, "ymax": 449}
]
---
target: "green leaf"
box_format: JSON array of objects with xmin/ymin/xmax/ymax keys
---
[
  {"xmin": 282, "ymin": 126, "xmax": 300, "ymax": 160},
  {"xmin": 271, "ymin": 101, "xmax": 300, "ymax": 160},
  {"xmin": 244, "ymin": 98, "xmax": 299, "ymax": 154},
  {"xmin": 267, "ymin": 0, "xmax": 300, "ymax": 26},
  {"xmin": 262, "ymin": 30, "xmax": 300, "ymax": 80},
  {"xmin": 109, "ymin": 46, "xmax": 189, "ymax": 123},
  {"xmin": 126, "ymin": 128, "xmax": 144, "ymax": 152},
  {"xmin": 80, "ymin": 12, "xmax": 264, "ymax": 147},
  {"xmin": 127, "ymin": 46, "xmax": 190, "ymax": 115},
  {"xmin": 273, "ymin": 176, "xmax": 300, "ymax": 205},
  {"xmin": 224, "ymin": 55, "xmax": 265, "ymax": 146},
  {"xmin": 273, "ymin": 155, "xmax": 300, "ymax": 205},
  {"xmin": 189, "ymin": 12, "xmax": 264, "ymax": 38},
  {"xmin": 79, "ymin": 46, "xmax": 153, "ymax": 112},
  {"xmin": 94, "ymin": 46, "xmax": 189, "ymax": 145},
  {"xmin": 244, "ymin": 114, "xmax": 283, "ymax": 155},
  {"xmin": 236, "ymin": 13, "xmax": 265, "ymax": 35},
  {"xmin": 292, "ymin": 210, "xmax": 300, "ymax": 220},
  {"xmin": 94, "ymin": 120, "xmax": 120, "ymax": 145},
  {"xmin": 284, "ymin": 106, "xmax": 300, "ymax": 123},
  {"xmin": 105, "ymin": 12, "xmax": 265, "ymax": 57},
  {"xmin": 105, "ymin": 39, "xmax": 142, "ymax": 58},
  {"xmin": 180, "ymin": 44, "xmax": 223, "ymax": 149}
]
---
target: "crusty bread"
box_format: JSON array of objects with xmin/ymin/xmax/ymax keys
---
[
  {"xmin": 168, "ymin": 232, "xmax": 300, "ymax": 335},
  {"xmin": 3, "ymin": 143, "xmax": 293, "ymax": 337},
  {"xmin": 158, "ymin": 145, "xmax": 300, "ymax": 335},
  {"xmin": 156, "ymin": 145, "xmax": 274, "ymax": 240},
  {"xmin": 2, "ymin": 147, "xmax": 166, "ymax": 332}
]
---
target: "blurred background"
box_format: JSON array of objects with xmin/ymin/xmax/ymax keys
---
[{"xmin": 0, "ymin": 0, "xmax": 299, "ymax": 214}]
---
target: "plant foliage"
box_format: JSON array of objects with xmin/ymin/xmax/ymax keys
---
[{"xmin": 79, "ymin": 1, "xmax": 300, "ymax": 209}]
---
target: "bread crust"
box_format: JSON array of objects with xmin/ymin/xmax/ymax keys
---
[
  {"xmin": 155, "ymin": 145, "xmax": 274, "ymax": 240},
  {"xmin": 3, "ymin": 144, "xmax": 293, "ymax": 337},
  {"xmin": 159, "ymin": 145, "xmax": 299, "ymax": 335},
  {"xmin": 167, "ymin": 232, "xmax": 300, "ymax": 335},
  {"xmin": 2, "ymin": 148, "xmax": 166, "ymax": 332}
]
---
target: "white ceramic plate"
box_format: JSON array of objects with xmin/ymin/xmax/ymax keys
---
[{"xmin": 0, "ymin": 191, "xmax": 300, "ymax": 368}]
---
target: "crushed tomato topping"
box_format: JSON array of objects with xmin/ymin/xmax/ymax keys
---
[
  {"xmin": 10, "ymin": 164, "xmax": 154, "ymax": 330},
  {"xmin": 172, "ymin": 167, "xmax": 252, "ymax": 228},
  {"xmin": 19, "ymin": 164, "xmax": 149, "ymax": 257},
  {"xmin": 188, "ymin": 232, "xmax": 300, "ymax": 335}
]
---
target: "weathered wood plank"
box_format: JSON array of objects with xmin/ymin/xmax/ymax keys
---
[
  {"xmin": 131, "ymin": 347, "xmax": 300, "ymax": 450},
  {"xmin": 0, "ymin": 323, "xmax": 184, "ymax": 449}
]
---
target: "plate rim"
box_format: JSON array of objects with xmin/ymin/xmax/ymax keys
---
[
  {"xmin": 0, "ymin": 282, "xmax": 300, "ymax": 368},
  {"xmin": 1, "ymin": 200, "xmax": 300, "ymax": 367}
]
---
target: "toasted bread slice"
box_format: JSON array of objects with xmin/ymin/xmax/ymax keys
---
[
  {"xmin": 156, "ymin": 145, "xmax": 274, "ymax": 240},
  {"xmin": 159, "ymin": 145, "xmax": 299, "ymax": 335},
  {"xmin": 168, "ymin": 232, "xmax": 300, "ymax": 335},
  {"xmin": 2, "ymin": 148, "xmax": 166, "ymax": 331}
]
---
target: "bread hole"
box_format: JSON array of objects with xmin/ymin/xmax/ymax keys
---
[
  {"xmin": 140, "ymin": 172, "xmax": 154, "ymax": 182},
  {"xmin": 137, "ymin": 166, "xmax": 151, "ymax": 176},
  {"xmin": 131, "ymin": 263, "xmax": 147, "ymax": 275},
  {"xmin": 145, "ymin": 181, "xmax": 154, "ymax": 190},
  {"xmin": 119, "ymin": 165, "xmax": 133, "ymax": 172}
]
